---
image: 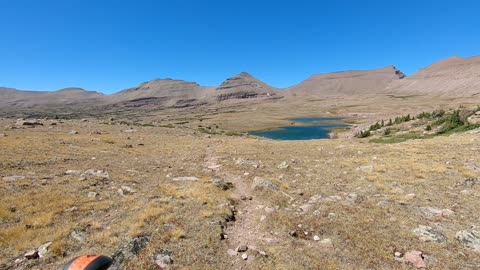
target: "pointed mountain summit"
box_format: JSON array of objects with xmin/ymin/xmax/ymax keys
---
[
  {"xmin": 385, "ymin": 55, "xmax": 480, "ymax": 97},
  {"xmin": 214, "ymin": 72, "xmax": 282, "ymax": 101},
  {"xmin": 287, "ymin": 66, "xmax": 405, "ymax": 96}
]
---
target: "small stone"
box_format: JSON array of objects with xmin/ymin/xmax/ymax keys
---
[
  {"xmin": 212, "ymin": 178, "xmax": 234, "ymax": 190},
  {"xmin": 80, "ymin": 169, "xmax": 109, "ymax": 180},
  {"xmin": 346, "ymin": 193, "xmax": 366, "ymax": 203},
  {"xmin": 359, "ymin": 165, "xmax": 374, "ymax": 173},
  {"xmin": 120, "ymin": 186, "xmax": 136, "ymax": 195},
  {"xmin": 172, "ymin": 176, "xmax": 199, "ymax": 181},
  {"xmin": 413, "ymin": 225, "xmax": 447, "ymax": 243},
  {"xmin": 455, "ymin": 230, "xmax": 480, "ymax": 251},
  {"xmin": 69, "ymin": 130, "xmax": 78, "ymax": 134},
  {"xmin": 70, "ymin": 231, "xmax": 86, "ymax": 242},
  {"xmin": 227, "ymin": 249, "xmax": 237, "ymax": 256},
  {"xmin": 38, "ymin": 242, "xmax": 52, "ymax": 258},
  {"xmin": 278, "ymin": 161, "xmax": 289, "ymax": 169},
  {"xmin": 153, "ymin": 249, "xmax": 173, "ymax": 269},
  {"xmin": 65, "ymin": 206, "xmax": 78, "ymax": 212},
  {"xmin": 240, "ymin": 195, "xmax": 247, "ymax": 200},
  {"xmin": 260, "ymin": 215, "xmax": 267, "ymax": 221},
  {"xmin": 377, "ymin": 200, "xmax": 391, "ymax": 207},
  {"xmin": 0, "ymin": 133, "xmax": 6, "ymax": 137},
  {"xmin": 2, "ymin": 175, "xmax": 25, "ymax": 181},
  {"xmin": 419, "ymin": 207, "xmax": 454, "ymax": 219},
  {"xmin": 289, "ymin": 231, "xmax": 298, "ymax": 237},
  {"xmin": 252, "ymin": 177, "xmax": 279, "ymax": 191},
  {"xmin": 241, "ymin": 253, "xmax": 248, "ymax": 260},
  {"xmin": 404, "ymin": 250, "xmax": 426, "ymax": 269},
  {"xmin": 65, "ymin": 170, "xmax": 82, "ymax": 175},
  {"xmin": 313, "ymin": 235, "xmax": 320, "ymax": 241},
  {"xmin": 236, "ymin": 245, "xmax": 248, "ymax": 252},
  {"xmin": 24, "ymin": 250, "xmax": 39, "ymax": 260},
  {"xmin": 123, "ymin": 129, "xmax": 138, "ymax": 133},
  {"xmin": 87, "ymin": 192, "xmax": 98, "ymax": 198},
  {"xmin": 394, "ymin": 251, "xmax": 402, "ymax": 258},
  {"xmin": 299, "ymin": 204, "xmax": 313, "ymax": 212},
  {"xmin": 319, "ymin": 238, "xmax": 333, "ymax": 247}
]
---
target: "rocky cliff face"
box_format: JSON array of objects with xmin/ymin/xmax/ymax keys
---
[{"xmin": 214, "ymin": 72, "xmax": 282, "ymax": 101}]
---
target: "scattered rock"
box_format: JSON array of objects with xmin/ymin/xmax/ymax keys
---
[
  {"xmin": 69, "ymin": 130, "xmax": 79, "ymax": 134},
  {"xmin": 65, "ymin": 206, "xmax": 79, "ymax": 212},
  {"xmin": 172, "ymin": 176, "xmax": 199, "ymax": 181},
  {"xmin": 16, "ymin": 119, "xmax": 43, "ymax": 127},
  {"xmin": 2, "ymin": 175, "xmax": 25, "ymax": 181},
  {"xmin": 454, "ymin": 178, "xmax": 480, "ymax": 188},
  {"xmin": 252, "ymin": 177, "xmax": 279, "ymax": 191},
  {"xmin": 207, "ymin": 164, "xmax": 222, "ymax": 170},
  {"xmin": 153, "ymin": 249, "xmax": 173, "ymax": 269},
  {"xmin": 404, "ymin": 250, "xmax": 426, "ymax": 269},
  {"xmin": 455, "ymin": 229, "xmax": 480, "ymax": 251},
  {"xmin": 277, "ymin": 161, "xmax": 289, "ymax": 169},
  {"xmin": 236, "ymin": 245, "xmax": 248, "ymax": 252},
  {"xmin": 123, "ymin": 129, "xmax": 138, "ymax": 133},
  {"xmin": 313, "ymin": 235, "xmax": 320, "ymax": 241},
  {"xmin": 467, "ymin": 111, "xmax": 480, "ymax": 124},
  {"xmin": 227, "ymin": 249, "xmax": 237, "ymax": 256},
  {"xmin": 120, "ymin": 186, "xmax": 136, "ymax": 195},
  {"xmin": 24, "ymin": 250, "xmax": 39, "ymax": 260},
  {"xmin": 359, "ymin": 165, "xmax": 374, "ymax": 173},
  {"xmin": 413, "ymin": 225, "xmax": 447, "ymax": 243},
  {"xmin": 235, "ymin": 158, "xmax": 260, "ymax": 168},
  {"xmin": 37, "ymin": 242, "xmax": 52, "ymax": 258},
  {"xmin": 80, "ymin": 169, "xmax": 110, "ymax": 180},
  {"xmin": 299, "ymin": 204, "xmax": 313, "ymax": 212},
  {"xmin": 289, "ymin": 231, "xmax": 298, "ymax": 237},
  {"xmin": 0, "ymin": 133, "xmax": 6, "ymax": 137},
  {"xmin": 212, "ymin": 178, "xmax": 234, "ymax": 190},
  {"xmin": 70, "ymin": 230, "xmax": 87, "ymax": 242},
  {"xmin": 87, "ymin": 192, "xmax": 98, "ymax": 198},
  {"xmin": 419, "ymin": 207, "xmax": 454, "ymax": 219},
  {"xmin": 111, "ymin": 236, "xmax": 150, "ymax": 269},
  {"xmin": 241, "ymin": 253, "xmax": 248, "ymax": 260},
  {"xmin": 346, "ymin": 193, "xmax": 366, "ymax": 203},
  {"xmin": 377, "ymin": 200, "xmax": 391, "ymax": 207},
  {"xmin": 321, "ymin": 195, "xmax": 342, "ymax": 202},
  {"xmin": 65, "ymin": 170, "xmax": 82, "ymax": 175}
]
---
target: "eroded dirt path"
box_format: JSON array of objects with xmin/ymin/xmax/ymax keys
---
[{"xmin": 203, "ymin": 142, "xmax": 274, "ymax": 267}]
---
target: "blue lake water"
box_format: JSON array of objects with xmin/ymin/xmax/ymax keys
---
[{"xmin": 251, "ymin": 117, "xmax": 349, "ymax": 140}]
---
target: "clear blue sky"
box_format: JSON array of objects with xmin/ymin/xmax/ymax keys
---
[{"xmin": 1, "ymin": 0, "xmax": 479, "ymax": 93}]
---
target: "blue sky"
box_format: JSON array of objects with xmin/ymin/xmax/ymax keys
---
[{"xmin": 0, "ymin": 0, "xmax": 479, "ymax": 93}]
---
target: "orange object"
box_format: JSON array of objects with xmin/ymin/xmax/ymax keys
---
[{"xmin": 64, "ymin": 255, "xmax": 113, "ymax": 270}]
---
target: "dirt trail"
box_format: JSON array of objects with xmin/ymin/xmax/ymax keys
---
[{"xmin": 203, "ymin": 142, "xmax": 274, "ymax": 266}]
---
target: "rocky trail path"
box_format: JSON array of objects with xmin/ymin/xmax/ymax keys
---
[{"xmin": 203, "ymin": 142, "xmax": 273, "ymax": 267}]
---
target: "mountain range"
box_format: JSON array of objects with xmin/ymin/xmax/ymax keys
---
[{"xmin": 1, "ymin": 55, "xmax": 479, "ymax": 114}]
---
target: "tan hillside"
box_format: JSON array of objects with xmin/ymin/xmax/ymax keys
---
[
  {"xmin": 108, "ymin": 79, "xmax": 213, "ymax": 108},
  {"xmin": 0, "ymin": 87, "xmax": 104, "ymax": 108},
  {"xmin": 386, "ymin": 55, "xmax": 480, "ymax": 97},
  {"xmin": 287, "ymin": 66, "xmax": 405, "ymax": 96}
]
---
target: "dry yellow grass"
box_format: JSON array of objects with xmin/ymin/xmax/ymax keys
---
[{"xmin": 0, "ymin": 109, "xmax": 479, "ymax": 269}]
